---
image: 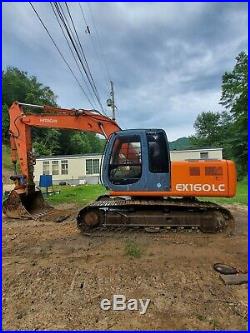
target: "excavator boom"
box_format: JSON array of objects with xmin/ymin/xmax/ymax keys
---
[
  {"xmin": 8, "ymin": 101, "xmax": 120, "ymax": 184},
  {"xmin": 3, "ymin": 101, "xmax": 120, "ymax": 218}
]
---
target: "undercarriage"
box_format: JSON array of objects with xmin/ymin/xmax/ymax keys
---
[
  {"xmin": 3, "ymin": 189, "xmax": 234, "ymax": 234},
  {"xmin": 77, "ymin": 196, "xmax": 235, "ymax": 234}
]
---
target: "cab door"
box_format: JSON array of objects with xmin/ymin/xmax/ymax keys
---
[
  {"xmin": 144, "ymin": 130, "xmax": 170, "ymax": 191},
  {"xmin": 101, "ymin": 129, "xmax": 170, "ymax": 192}
]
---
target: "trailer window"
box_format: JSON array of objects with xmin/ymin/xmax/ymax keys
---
[
  {"xmin": 61, "ymin": 160, "xmax": 68, "ymax": 175},
  {"xmin": 86, "ymin": 159, "xmax": 100, "ymax": 175},
  {"xmin": 42, "ymin": 161, "xmax": 50, "ymax": 175},
  {"xmin": 200, "ymin": 152, "xmax": 208, "ymax": 159},
  {"xmin": 109, "ymin": 135, "xmax": 142, "ymax": 185},
  {"xmin": 52, "ymin": 161, "xmax": 59, "ymax": 175},
  {"xmin": 147, "ymin": 132, "xmax": 169, "ymax": 173}
]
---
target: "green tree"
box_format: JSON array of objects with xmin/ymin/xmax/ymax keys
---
[
  {"xmin": 2, "ymin": 67, "xmax": 58, "ymax": 150},
  {"xmin": 33, "ymin": 129, "xmax": 61, "ymax": 156},
  {"xmin": 2, "ymin": 104, "xmax": 9, "ymax": 140},
  {"xmin": 190, "ymin": 111, "xmax": 221, "ymax": 147},
  {"xmin": 220, "ymin": 52, "xmax": 248, "ymax": 175},
  {"xmin": 2, "ymin": 67, "xmax": 106, "ymax": 157},
  {"xmin": 56, "ymin": 132, "xmax": 106, "ymax": 156},
  {"xmin": 190, "ymin": 52, "xmax": 248, "ymax": 176},
  {"xmin": 2, "ymin": 67, "xmax": 57, "ymax": 107},
  {"xmin": 190, "ymin": 111, "xmax": 233, "ymax": 159}
]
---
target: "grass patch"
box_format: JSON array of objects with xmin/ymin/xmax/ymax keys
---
[
  {"xmin": 2, "ymin": 144, "xmax": 20, "ymax": 174},
  {"xmin": 2, "ymin": 145, "xmax": 11, "ymax": 170},
  {"xmin": 45, "ymin": 177, "xmax": 247, "ymax": 207},
  {"xmin": 47, "ymin": 184, "xmax": 106, "ymax": 206},
  {"xmin": 200, "ymin": 177, "xmax": 248, "ymax": 206},
  {"xmin": 124, "ymin": 240, "xmax": 141, "ymax": 258}
]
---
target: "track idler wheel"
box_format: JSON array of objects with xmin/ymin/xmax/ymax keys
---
[
  {"xmin": 199, "ymin": 209, "xmax": 234, "ymax": 233},
  {"xmin": 77, "ymin": 208, "xmax": 101, "ymax": 232}
]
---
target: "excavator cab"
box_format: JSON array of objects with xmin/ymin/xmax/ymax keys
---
[{"xmin": 101, "ymin": 129, "xmax": 171, "ymax": 192}]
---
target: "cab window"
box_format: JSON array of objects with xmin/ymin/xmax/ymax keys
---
[
  {"xmin": 109, "ymin": 135, "xmax": 142, "ymax": 185},
  {"xmin": 147, "ymin": 132, "xmax": 169, "ymax": 173}
]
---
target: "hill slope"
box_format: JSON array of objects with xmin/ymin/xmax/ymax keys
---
[{"xmin": 169, "ymin": 137, "xmax": 193, "ymax": 151}]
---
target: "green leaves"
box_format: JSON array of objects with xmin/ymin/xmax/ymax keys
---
[
  {"xmin": 2, "ymin": 67, "xmax": 58, "ymax": 149},
  {"xmin": 2, "ymin": 104, "xmax": 9, "ymax": 142},
  {"xmin": 220, "ymin": 52, "xmax": 248, "ymax": 118},
  {"xmin": 220, "ymin": 52, "xmax": 248, "ymax": 176},
  {"xmin": 54, "ymin": 131, "xmax": 106, "ymax": 156},
  {"xmin": 2, "ymin": 67, "xmax": 106, "ymax": 157},
  {"xmin": 190, "ymin": 52, "xmax": 248, "ymax": 177},
  {"xmin": 2, "ymin": 67, "xmax": 57, "ymax": 107}
]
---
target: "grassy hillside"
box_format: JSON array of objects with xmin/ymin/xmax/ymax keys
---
[{"xmin": 169, "ymin": 137, "xmax": 193, "ymax": 150}]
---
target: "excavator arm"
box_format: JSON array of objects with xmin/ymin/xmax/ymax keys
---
[
  {"xmin": 4, "ymin": 101, "xmax": 120, "ymax": 219},
  {"xmin": 9, "ymin": 101, "xmax": 121, "ymax": 190}
]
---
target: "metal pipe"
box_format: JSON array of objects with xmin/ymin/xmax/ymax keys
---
[
  {"xmin": 99, "ymin": 123, "xmax": 108, "ymax": 139},
  {"xmin": 17, "ymin": 102, "xmax": 44, "ymax": 109}
]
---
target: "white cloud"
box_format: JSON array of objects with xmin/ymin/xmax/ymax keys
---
[{"xmin": 2, "ymin": 2, "xmax": 248, "ymax": 141}]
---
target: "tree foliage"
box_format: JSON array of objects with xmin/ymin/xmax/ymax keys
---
[
  {"xmin": 190, "ymin": 52, "xmax": 248, "ymax": 176},
  {"xmin": 2, "ymin": 67, "xmax": 57, "ymax": 108},
  {"xmin": 190, "ymin": 111, "xmax": 221, "ymax": 147},
  {"xmin": 220, "ymin": 52, "xmax": 248, "ymax": 175},
  {"xmin": 2, "ymin": 67, "xmax": 106, "ymax": 156}
]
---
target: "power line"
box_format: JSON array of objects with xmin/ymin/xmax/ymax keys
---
[
  {"xmin": 64, "ymin": 3, "xmax": 102, "ymax": 103},
  {"xmin": 78, "ymin": 2, "xmax": 110, "ymax": 87},
  {"xmin": 87, "ymin": 3, "xmax": 112, "ymax": 85},
  {"xmin": 78, "ymin": 2, "xmax": 88, "ymax": 27},
  {"xmin": 54, "ymin": 2, "xmax": 106, "ymax": 114},
  {"xmin": 50, "ymin": 2, "xmax": 98, "ymax": 109},
  {"xmin": 29, "ymin": 2, "xmax": 95, "ymax": 108},
  {"xmin": 50, "ymin": 2, "xmax": 97, "ymax": 108},
  {"xmin": 30, "ymin": 2, "xmax": 109, "ymax": 115},
  {"xmin": 57, "ymin": 2, "xmax": 89, "ymax": 72}
]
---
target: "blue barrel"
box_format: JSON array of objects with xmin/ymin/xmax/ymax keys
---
[{"xmin": 39, "ymin": 175, "xmax": 53, "ymax": 188}]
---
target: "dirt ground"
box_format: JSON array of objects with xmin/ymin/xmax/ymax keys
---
[{"xmin": 2, "ymin": 204, "xmax": 248, "ymax": 330}]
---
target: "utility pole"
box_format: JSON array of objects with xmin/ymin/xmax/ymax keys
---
[
  {"xmin": 107, "ymin": 80, "xmax": 116, "ymax": 121},
  {"xmin": 110, "ymin": 81, "xmax": 115, "ymax": 121}
]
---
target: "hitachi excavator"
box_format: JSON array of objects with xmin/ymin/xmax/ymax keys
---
[{"xmin": 3, "ymin": 101, "xmax": 237, "ymax": 233}]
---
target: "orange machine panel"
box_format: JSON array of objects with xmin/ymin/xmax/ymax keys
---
[
  {"xmin": 170, "ymin": 159, "xmax": 237, "ymax": 197},
  {"xmin": 111, "ymin": 160, "xmax": 237, "ymax": 198}
]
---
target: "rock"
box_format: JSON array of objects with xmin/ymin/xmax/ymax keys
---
[
  {"xmin": 55, "ymin": 215, "xmax": 70, "ymax": 223},
  {"xmin": 16, "ymin": 312, "xmax": 23, "ymax": 319},
  {"xmin": 145, "ymin": 227, "xmax": 161, "ymax": 233},
  {"xmin": 220, "ymin": 273, "xmax": 248, "ymax": 285}
]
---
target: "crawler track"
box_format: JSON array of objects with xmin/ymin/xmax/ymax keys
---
[{"xmin": 77, "ymin": 197, "xmax": 235, "ymax": 234}]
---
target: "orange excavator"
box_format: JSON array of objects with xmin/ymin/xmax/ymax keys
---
[{"xmin": 3, "ymin": 101, "xmax": 237, "ymax": 233}]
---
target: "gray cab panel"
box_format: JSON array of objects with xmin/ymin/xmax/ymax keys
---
[{"xmin": 101, "ymin": 129, "xmax": 170, "ymax": 192}]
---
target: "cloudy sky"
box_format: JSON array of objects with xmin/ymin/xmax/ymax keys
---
[{"xmin": 2, "ymin": 2, "xmax": 248, "ymax": 140}]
